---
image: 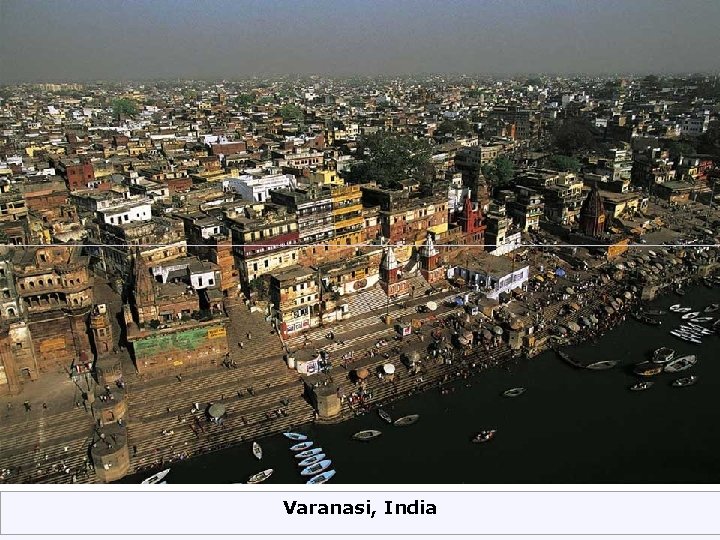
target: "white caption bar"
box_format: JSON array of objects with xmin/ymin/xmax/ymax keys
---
[{"xmin": 1, "ymin": 491, "xmax": 719, "ymax": 535}]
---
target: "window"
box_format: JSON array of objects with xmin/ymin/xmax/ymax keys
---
[{"xmin": 264, "ymin": 260, "xmax": 269, "ymax": 268}]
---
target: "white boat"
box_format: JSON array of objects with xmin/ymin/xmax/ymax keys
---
[
  {"xmin": 290, "ymin": 441, "xmax": 313, "ymax": 452},
  {"xmin": 690, "ymin": 317, "xmax": 714, "ymax": 323},
  {"xmin": 669, "ymin": 304, "xmax": 682, "ymax": 312},
  {"xmin": 378, "ymin": 409, "xmax": 393, "ymax": 424},
  {"xmin": 247, "ymin": 469, "xmax": 273, "ymax": 484},
  {"xmin": 472, "ymin": 430, "xmax": 497, "ymax": 443},
  {"xmin": 503, "ymin": 387, "xmax": 526, "ymax": 398},
  {"xmin": 252, "ymin": 441, "xmax": 262, "ymax": 460},
  {"xmin": 681, "ymin": 312, "xmax": 700, "ymax": 320},
  {"xmin": 664, "ymin": 355, "xmax": 697, "ymax": 373},
  {"xmin": 141, "ymin": 468, "xmax": 170, "ymax": 484},
  {"xmin": 672, "ymin": 375, "xmax": 699, "ymax": 387},
  {"xmin": 298, "ymin": 453, "xmax": 326, "ymax": 467},
  {"xmin": 353, "ymin": 429, "xmax": 382, "ymax": 441},
  {"xmin": 586, "ymin": 360, "xmax": 617, "ymax": 370},
  {"xmin": 652, "ymin": 347, "xmax": 675, "ymax": 364},
  {"xmin": 295, "ymin": 447, "xmax": 323, "ymax": 459},
  {"xmin": 283, "ymin": 432, "xmax": 308, "ymax": 441},
  {"xmin": 675, "ymin": 307, "xmax": 693, "ymax": 313},
  {"xmin": 300, "ymin": 459, "xmax": 332, "ymax": 477},
  {"xmin": 679, "ymin": 335, "xmax": 702, "ymax": 344},
  {"xmin": 704, "ymin": 303, "xmax": 719, "ymax": 313},
  {"xmin": 630, "ymin": 381, "xmax": 654, "ymax": 391},
  {"xmin": 307, "ymin": 470, "xmax": 336, "ymax": 485},
  {"xmin": 394, "ymin": 414, "xmax": 420, "ymax": 427}
]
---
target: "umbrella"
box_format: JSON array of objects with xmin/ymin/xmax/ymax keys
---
[
  {"xmin": 493, "ymin": 326, "xmax": 504, "ymax": 335},
  {"xmin": 566, "ymin": 322, "xmax": 581, "ymax": 333},
  {"xmin": 208, "ymin": 403, "xmax": 226, "ymax": 419},
  {"xmin": 356, "ymin": 368, "xmax": 369, "ymax": 380},
  {"xmin": 604, "ymin": 306, "xmax": 615, "ymax": 314},
  {"xmin": 624, "ymin": 291, "xmax": 633, "ymax": 299},
  {"xmin": 555, "ymin": 268, "xmax": 566, "ymax": 277},
  {"xmin": 383, "ymin": 363, "xmax": 396, "ymax": 375},
  {"xmin": 426, "ymin": 301, "xmax": 438, "ymax": 311}
]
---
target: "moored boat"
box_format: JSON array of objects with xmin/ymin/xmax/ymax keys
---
[
  {"xmin": 681, "ymin": 311, "xmax": 700, "ymax": 320},
  {"xmin": 298, "ymin": 453, "xmax": 326, "ymax": 467},
  {"xmin": 690, "ymin": 317, "xmax": 714, "ymax": 323},
  {"xmin": 300, "ymin": 459, "xmax": 332, "ymax": 477},
  {"xmin": 652, "ymin": 347, "xmax": 675, "ymax": 364},
  {"xmin": 664, "ymin": 355, "xmax": 697, "ymax": 373},
  {"xmin": 394, "ymin": 414, "xmax": 420, "ymax": 427},
  {"xmin": 586, "ymin": 360, "xmax": 617, "ymax": 370},
  {"xmin": 295, "ymin": 447, "xmax": 323, "ymax": 459},
  {"xmin": 353, "ymin": 429, "xmax": 382, "ymax": 441},
  {"xmin": 290, "ymin": 441, "xmax": 313, "ymax": 452},
  {"xmin": 283, "ymin": 432, "xmax": 308, "ymax": 441},
  {"xmin": 633, "ymin": 362, "xmax": 663, "ymax": 377},
  {"xmin": 632, "ymin": 312, "xmax": 661, "ymax": 326},
  {"xmin": 141, "ymin": 468, "xmax": 170, "ymax": 484},
  {"xmin": 557, "ymin": 349, "xmax": 583, "ymax": 368},
  {"xmin": 669, "ymin": 304, "xmax": 682, "ymax": 312},
  {"xmin": 704, "ymin": 303, "xmax": 719, "ymax": 313},
  {"xmin": 503, "ymin": 387, "xmax": 526, "ymax": 398},
  {"xmin": 472, "ymin": 430, "xmax": 497, "ymax": 443},
  {"xmin": 247, "ymin": 469, "xmax": 273, "ymax": 484},
  {"xmin": 672, "ymin": 375, "xmax": 699, "ymax": 387},
  {"xmin": 252, "ymin": 441, "xmax": 262, "ymax": 460},
  {"xmin": 378, "ymin": 408, "xmax": 393, "ymax": 424},
  {"xmin": 630, "ymin": 381, "xmax": 654, "ymax": 391},
  {"xmin": 306, "ymin": 470, "xmax": 336, "ymax": 484}
]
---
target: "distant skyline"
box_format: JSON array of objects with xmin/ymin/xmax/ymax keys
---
[{"xmin": 2, "ymin": 0, "xmax": 720, "ymax": 83}]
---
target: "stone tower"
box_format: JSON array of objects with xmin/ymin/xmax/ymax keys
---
[
  {"xmin": 380, "ymin": 245, "xmax": 409, "ymax": 297},
  {"xmin": 90, "ymin": 304, "xmax": 113, "ymax": 358},
  {"xmin": 419, "ymin": 234, "xmax": 444, "ymax": 284},
  {"xmin": 132, "ymin": 251, "xmax": 158, "ymax": 324},
  {"xmin": 579, "ymin": 184, "xmax": 606, "ymax": 237}
]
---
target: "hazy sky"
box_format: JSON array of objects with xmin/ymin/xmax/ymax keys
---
[{"xmin": 2, "ymin": 0, "xmax": 720, "ymax": 82}]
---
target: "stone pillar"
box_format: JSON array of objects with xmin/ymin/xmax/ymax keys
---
[
  {"xmin": 314, "ymin": 386, "xmax": 341, "ymax": 420},
  {"xmin": 91, "ymin": 424, "xmax": 130, "ymax": 483}
]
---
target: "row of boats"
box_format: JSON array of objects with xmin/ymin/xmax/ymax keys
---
[
  {"xmin": 352, "ymin": 410, "xmax": 421, "ymax": 441},
  {"xmin": 247, "ymin": 432, "xmax": 337, "ymax": 485}
]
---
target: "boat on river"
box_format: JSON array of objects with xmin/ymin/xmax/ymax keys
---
[
  {"xmin": 630, "ymin": 381, "xmax": 654, "ymax": 391},
  {"xmin": 665, "ymin": 355, "xmax": 697, "ymax": 373},
  {"xmin": 633, "ymin": 362, "xmax": 663, "ymax": 377},
  {"xmin": 586, "ymin": 360, "xmax": 617, "ymax": 370},
  {"xmin": 669, "ymin": 304, "xmax": 682, "ymax": 312},
  {"xmin": 632, "ymin": 312, "xmax": 661, "ymax": 326},
  {"xmin": 378, "ymin": 408, "xmax": 393, "ymax": 424},
  {"xmin": 644, "ymin": 309, "xmax": 667, "ymax": 316},
  {"xmin": 652, "ymin": 347, "xmax": 675, "ymax": 364},
  {"xmin": 472, "ymin": 430, "xmax": 497, "ymax": 443},
  {"xmin": 557, "ymin": 349, "xmax": 583, "ymax": 368},
  {"xmin": 672, "ymin": 375, "xmax": 699, "ymax": 387},
  {"xmin": 307, "ymin": 470, "xmax": 336, "ymax": 484},
  {"xmin": 300, "ymin": 459, "xmax": 332, "ymax": 477},
  {"xmin": 690, "ymin": 317, "xmax": 714, "ymax": 323},
  {"xmin": 704, "ymin": 303, "xmax": 719, "ymax": 313},
  {"xmin": 503, "ymin": 387, "xmax": 526, "ymax": 398},
  {"xmin": 252, "ymin": 441, "xmax": 262, "ymax": 460},
  {"xmin": 247, "ymin": 469, "xmax": 273, "ymax": 484},
  {"xmin": 353, "ymin": 430, "xmax": 382, "ymax": 441},
  {"xmin": 394, "ymin": 414, "xmax": 420, "ymax": 427},
  {"xmin": 283, "ymin": 432, "xmax": 308, "ymax": 441},
  {"xmin": 298, "ymin": 453, "xmax": 326, "ymax": 467},
  {"xmin": 290, "ymin": 441, "xmax": 313, "ymax": 452},
  {"xmin": 141, "ymin": 468, "xmax": 170, "ymax": 484},
  {"xmin": 295, "ymin": 447, "xmax": 323, "ymax": 459},
  {"xmin": 681, "ymin": 312, "xmax": 700, "ymax": 320}
]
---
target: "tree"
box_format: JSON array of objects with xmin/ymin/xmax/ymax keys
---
[
  {"xmin": 345, "ymin": 132, "xmax": 433, "ymax": 189},
  {"xmin": 278, "ymin": 103, "xmax": 303, "ymax": 123},
  {"xmin": 552, "ymin": 118, "xmax": 599, "ymax": 155},
  {"xmin": 234, "ymin": 93, "xmax": 255, "ymax": 108},
  {"xmin": 481, "ymin": 156, "xmax": 514, "ymax": 187},
  {"xmin": 437, "ymin": 118, "xmax": 470, "ymax": 135},
  {"xmin": 111, "ymin": 98, "xmax": 138, "ymax": 121},
  {"xmin": 696, "ymin": 120, "xmax": 720, "ymax": 157},
  {"xmin": 547, "ymin": 154, "xmax": 582, "ymax": 172},
  {"xmin": 667, "ymin": 140, "xmax": 696, "ymax": 162}
]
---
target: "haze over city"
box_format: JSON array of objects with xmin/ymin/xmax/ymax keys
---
[{"xmin": 2, "ymin": 0, "xmax": 720, "ymax": 82}]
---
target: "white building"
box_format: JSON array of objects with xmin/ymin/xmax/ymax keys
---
[
  {"xmin": 97, "ymin": 198, "xmax": 152, "ymax": 225},
  {"xmin": 224, "ymin": 174, "xmax": 296, "ymax": 203},
  {"xmin": 449, "ymin": 253, "xmax": 529, "ymax": 301}
]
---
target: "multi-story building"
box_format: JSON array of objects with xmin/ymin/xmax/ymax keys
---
[
  {"xmin": 225, "ymin": 174, "xmax": 296, "ymax": 203},
  {"xmin": 269, "ymin": 267, "xmax": 320, "ymax": 338},
  {"xmin": 380, "ymin": 196, "xmax": 449, "ymax": 245},
  {"xmin": 507, "ymin": 186, "xmax": 544, "ymax": 231}
]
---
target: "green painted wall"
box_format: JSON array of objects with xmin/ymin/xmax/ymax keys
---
[{"xmin": 133, "ymin": 325, "xmax": 224, "ymax": 359}]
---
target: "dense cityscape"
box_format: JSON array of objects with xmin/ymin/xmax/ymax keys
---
[{"xmin": 0, "ymin": 73, "xmax": 719, "ymax": 484}]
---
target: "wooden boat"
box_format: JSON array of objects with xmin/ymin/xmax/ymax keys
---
[
  {"xmin": 306, "ymin": 470, "xmax": 336, "ymax": 485},
  {"xmin": 652, "ymin": 347, "xmax": 675, "ymax": 364},
  {"xmin": 247, "ymin": 469, "xmax": 273, "ymax": 484},
  {"xmin": 378, "ymin": 408, "xmax": 393, "ymax": 424},
  {"xmin": 557, "ymin": 349, "xmax": 583, "ymax": 368},
  {"xmin": 664, "ymin": 355, "xmax": 697, "ymax": 373},
  {"xmin": 353, "ymin": 429, "xmax": 382, "ymax": 441},
  {"xmin": 669, "ymin": 304, "xmax": 682, "ymax": 312},
  {"xmin": 472, "ymin": 430, "xmax": 497, "ymax": 443},
  {"xmin": 503, "ymin": 387, "xmax": 526, "ymax": 398},
  {"xmin": 298, "ymin": 453, "xmax": 326, "ymax": 467},
  {"xmin": 630, "ymin": 381, "xmax": 654, "ymax": 391},
  {"xmin": 252, "ymin": 441, "xmax": 262, "ymax": 460},
  {"xmin": 681, "ymin": 311, "xmax": 700, "ymax": 320},
  {"xmin": 674, "ymin": 307, "xmax": 692, "ymax": 313},
  {"xmin": 300, "ymin": 459, "xmax": 332, "ymax": 477},
  {"xmin": 295, "ymin": 447, "xmax": 323, "ymax": 459},
  {"xmin": 632, "ymin": 312, "xmax": 661, "ymax": 326},
  {"xmin": 644, "ymin": 309, "xmax": 667, "ymax": 316},
  {"xmin": 141, "ymin": 468, "xmax": 170, "ymax": 484},
  {"xmin": 586, "ymin": 360, "xmax": 617, "ymax": 370},
  {"xmin": 283, "ymin": 432, "xmax": 308, "ymax": 441},
  {"xmin": 633, "ymin": 362, "xmax": 663, "ymax": 377},
  {"xmin": 690, "ymin": 317, "xmax": 714, "ymax": 323},
  {"xmin": 672, "ymin": 375, "xmax": 699, "ymax": 387},
  {"xmin": 704, "ymin": 304, "xmax": 719, "ymax": 313},
  {"xmin": 675, "ymin": 287, "xmax": 686, "ymax": 296},
  {"xmin": 394, "ymin": 414, "xmax": 420, "ymax": 427},
  {"xmin": 290, "ymin": 441, "xmax": 313, "ymax": 452}
]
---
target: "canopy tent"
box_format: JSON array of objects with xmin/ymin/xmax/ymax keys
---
[
  {"xmin": 493, "ymin": 326, "xmax": 504, "ymax": 335},
  {"xmin": 426, "ymin": 301, "xmax": 438, "ymax": 311},
  {"xmin": 383, "ymin": 363, "xmax": 396, "ymax": 375}
]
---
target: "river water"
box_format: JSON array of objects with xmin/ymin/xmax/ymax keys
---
[{"xmin": 131, "ymin": 284, "xmax": 720, "ymax": 484}]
